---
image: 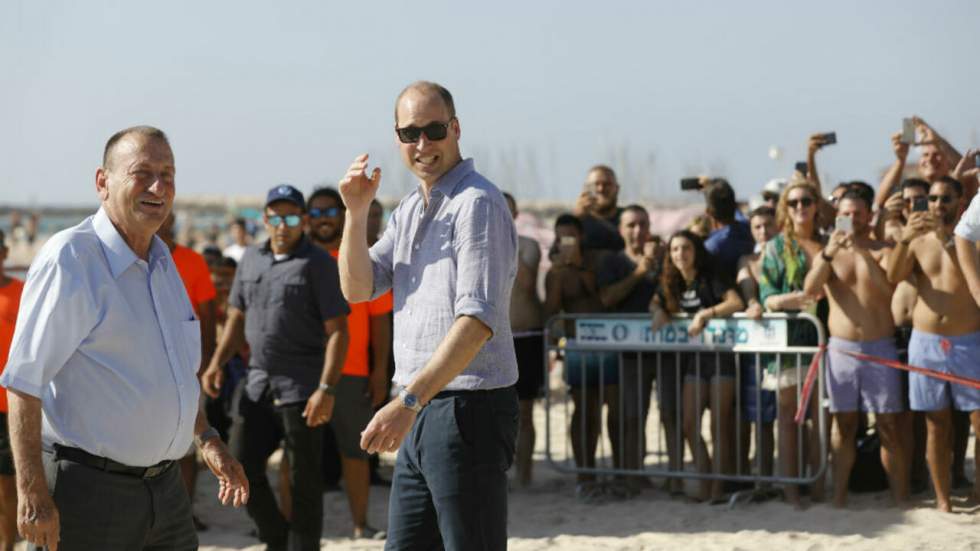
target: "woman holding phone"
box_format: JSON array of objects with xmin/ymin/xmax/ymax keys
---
[{"xmin": 650, "ymin": 230, "xmax": 744, "ymax": 502}]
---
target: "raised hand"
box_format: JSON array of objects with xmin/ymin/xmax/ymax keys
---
[
  {"xmin": 891, "ymin": 132, "xmax": 910, "ymax": 162},
  {"xmin": 338, "ymin": 154, "xmax": 382, "ymax": 216},
  {"xmin": 901, "ymin": 211, "xmax": 933, "ymax": 243}
]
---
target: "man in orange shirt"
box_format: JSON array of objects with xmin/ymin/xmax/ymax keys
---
[
  {"xmin": 157, "ymin": 213, "xmax": 218, "ymax": 529},
  {"xmin": 308, "ymin": 187, "xmax": 391, "ymax": 539},
  {"xmin": 0, "ymin": 230, "xmax": 23, "ymax": 551}
]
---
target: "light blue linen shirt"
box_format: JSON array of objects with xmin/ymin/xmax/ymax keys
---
[
  {"xmin": 0, "ymin": 208, "xmax": 201, "ymax": 466},
  {"xmin": 369, "ymin": 158, "xmax": 519, "ymax": 390}
]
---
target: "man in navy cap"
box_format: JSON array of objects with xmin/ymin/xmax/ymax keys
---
[{"xmin": 203, "ymin": 184, "xmax": 350, "ymax": 551}]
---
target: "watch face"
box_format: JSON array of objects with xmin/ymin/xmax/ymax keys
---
[{"xmin": 403, "ymin": 393, "xmax": 417, "ymax": 407}]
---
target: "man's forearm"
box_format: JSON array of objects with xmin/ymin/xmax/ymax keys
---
[
  {"xmin": 210, "ymin": 308, "xmax": 245, "ymax": 369},
  {"xmin": 339, "ymin": 212, "xmax": 374, "ymax": 303},
  {"xmin": 876, "ymin": 160, "xmax": 904, "ymax": 210},
  {"xmin": 406, "ymin": 315, "xmax": 492, "ymax": 404},
  {"xmin": 599, "ymin": 271, "xmax": 642, "ymax": 309},
  {"xmin": 803, "ymin": 253, "xmax": 833, "ymax": 297},
  {"xmin": 885, "ymin": 241, "xmax": 914, "ymax": 284},
  {"xmin": 8, "ymin": 390, "xmax": 48, "ymax": 495},
  {"xmin": 320, "ymin": 326, "xmax": 349, "ymax": 387},
  {"xmin": 955, "ymin": 235, "xmax": 980, "ymax": 309}
]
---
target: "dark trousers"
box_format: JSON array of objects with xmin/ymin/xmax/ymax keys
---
[
  {"xmin": 386, "ymin": 386, "xmax": 518, "ymax": 551},
  {"xmin": 229, "ymin": 389, "xmax": 324, "ymax": 551},
  {"xmin": 41, "ymin": 450, "xmax": 196, "ymax": 551}
]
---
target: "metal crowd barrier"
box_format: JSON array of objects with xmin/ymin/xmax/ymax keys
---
[{"xmin": 543, "ymin": 312, "xmax": 828, "ymax": 495}]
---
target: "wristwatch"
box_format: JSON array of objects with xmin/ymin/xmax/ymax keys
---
[
  {"xmin": 194, "ymin": 426, "xmax": 221, "ymax": 448},
  {"xmin": 318, "ymin": 382, "xmax": 337, "ymax": 396},
  {"xmin": 398, "ymin": 388, "xmax": 424, "ymax": 413}
]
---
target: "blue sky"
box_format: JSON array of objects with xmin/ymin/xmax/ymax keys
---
[{"xmin": 2, "ymin": 0, "xmax": 979, "ymax": 207}]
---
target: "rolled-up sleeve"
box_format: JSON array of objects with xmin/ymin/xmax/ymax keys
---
[
  {"xmin": 955, "ymin": 194, "xmax": 980, "ymax": 242},
  {"xmin": 452, "ymin": 195, "xmax": 517, "ymax": 335},
  {"xmin": 369, "ymin": 206, "xmax": 398, "ymax": 300},
  {"xmin": 0, "ymin": 248, "xmax": 97, "ymax": 397}
]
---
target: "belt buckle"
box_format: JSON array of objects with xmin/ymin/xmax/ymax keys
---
[{"xmin": 143, "ymin": 463, "xmax": 167, "ymax": 479}]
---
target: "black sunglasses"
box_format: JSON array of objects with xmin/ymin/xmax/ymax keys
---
[
  {"xmin": 786, "ymin": 197, "xmax": 815, "ymax": 209},
  {"xmin": 395, "ymin": 118, "xmax": 455, "ymax": 144},
  {"xmin": 928, "ymin": 194, "xmax": 954, "ymax": 204},
  {"xmin": 309, "ymin": 207, "xmax": 342, "ymax": 218}
]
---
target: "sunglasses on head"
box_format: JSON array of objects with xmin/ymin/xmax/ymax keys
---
[
  {"xmin": 786, "ymin": 197, "xmax": 814, "ymax": 209},
  {"xmin": 395, "ymin": 118, "xmax": 455, "ymax": 144},
  {"xmin": 267, "ymin": 214, "xmax": 302, "ymax": 228},
  {"xmin": 309, "ymin": 207, "xmax": 341, "ymax": 218},
  {"xmin": 928, "ymin": 194, "xmax": 954, "ymax": 204}
]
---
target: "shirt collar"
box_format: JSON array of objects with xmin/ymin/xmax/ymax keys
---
[
  {"xmin": 93, "ymin": 208, "xmax": 171, "ymax": 279},
  {"xmin": 427, "ymin": 158, "xmax": 474, "ymax": 198},
  {"xmin": 260, "ymin": 235, "xmax": 312, "ymax": 259}
]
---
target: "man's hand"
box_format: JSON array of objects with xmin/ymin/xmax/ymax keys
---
[
  {"xmin": 891, "ymin": 132, "xmax": 910, "ymax": 162},
  {"xmin": 18, "ymin": 487, "xmax": 60, "ymax": 551},
  {"xmin": 900, "ymin": 211, "xmax": 933, "ymax": 243},
  {"xmin": 360, "ymin": 399, "xmax": 417, "ymax": 454},
  {"xmin": 199, "ymin": 439, "xmax": 249, "ymax": 507},
  {"xmin": 302, "ymin": 389, "xmax": 335, "ymax": 427},
  {"xmin": 573, "ymin": 190, "xmax": 596, "ymax": 217},
  {"xmin": 883, "ymin": 192, "xmax": 906, "ymax": 221},
  {"xmin": 808, "ymin": 133, "xmax": 832, "ymax": 155},
  {"xmin": 367, "ymin": 370, "xmax": 388, "ymax": 408},
  {"xmin": 201, "ymin": 362, "xmax": 224, "ymax": 399},
  {"xmin": 911, "ymin": 116, "xmax": 937, "ymax": 145},
  {"xmin": 824, "ymin": 229, "xmax": 851, "ymax": 258},
  {"xmin": 338, "ymin": 153, "xmax": 382, "ymax": 216},
  {"xmin": 635, "ymin": 254, "xmax": 656, "ymax": 276},
  {"xmin": 952, "ymin": 147, "xmax": 980, "ymax": 182},
  {"xmin": 776, "ymin": 291, "xmax": 816, "ymax": 311}
]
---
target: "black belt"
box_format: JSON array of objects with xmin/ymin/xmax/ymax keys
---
[
  {"xmin": 53, "ymin": 445, "xmax": 174, "ymax": 480},
  {"xmin": 433, "ymin": 386, "xmax": 515, "ymax": 400}
]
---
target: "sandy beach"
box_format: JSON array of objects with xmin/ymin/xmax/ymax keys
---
[{"xmin": 181, "ymin": 375, "xmax": 978, "ymax": 551}]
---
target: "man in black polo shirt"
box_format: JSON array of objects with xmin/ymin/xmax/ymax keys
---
[{"xmin": 203, "ymin": 184, "xmax": 349, "ymax": 551}]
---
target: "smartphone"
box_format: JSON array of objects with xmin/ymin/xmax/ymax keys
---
[
  {"xmin": 680, "ymin": 178, "xmax": 701, "ymax": 191},
  {"xmin": 820, "ymin": 132, "xmax": 837, "ymax": 145},
  {"xmin": 794, "ymin": 161, "xmax": 808, "ymax": 176},
  {"xmin": 900, "ymin": 118, "xmax": 915, "ymax": 145},
  {"xmin": 912, "ymin": 196, "xmax": 928, "ymax": 212},
  {"xmin": 835, "ymin": 215, "xmax": 853, "ymax": 234}
]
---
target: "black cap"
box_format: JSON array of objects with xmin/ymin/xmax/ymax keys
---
[{"xmin": 265, "ymin": 184, "xmax": 305, "ymax": 209}]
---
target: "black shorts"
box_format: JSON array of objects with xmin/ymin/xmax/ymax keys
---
[
  {"xmin": 332, "ymin": 376, "xmax": 374, "ymax": 460},
  {"xmin": 514, "ymin": 333, "xmax": 545, "ymax": 400},
  {"xmin": 0, "ymin": 413, "xmax": 12, "ymax": 476}
]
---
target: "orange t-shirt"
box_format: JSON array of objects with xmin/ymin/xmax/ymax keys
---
[
  {"xmin": 171, "ymin": 245, "xmax": 217, "ymax": 312},
  {"xmin": 0, "ymin": 278, "xmax": 25, "ymax": 413},
  {"xmin": 329, "ymin": 249, "xmax": 393, "ymax": 377}
]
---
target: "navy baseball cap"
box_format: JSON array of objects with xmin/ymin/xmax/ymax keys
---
[{"xmin": 265, "ymin": 184, "xmax": 305, "ymax": 209}]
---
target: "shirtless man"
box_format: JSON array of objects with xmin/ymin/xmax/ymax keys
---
[
  {"xmin": 544, "ymin": 214, "xmax": 619, "ymax": 499},
  {"xmin": 885, "ymin": 177, "xmax": 980, "ymax": 512},
  {"xmin": 804, "ymin": 190, "xmax": 906, "ymax": 507},
  {"xmin": 503, "ymin": 192, "xmax": 545, "ymax": 488}
]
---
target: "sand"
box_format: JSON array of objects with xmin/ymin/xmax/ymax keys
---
[{"xmin": 186, "ymin": 384, "xmax": 977, "ymax": 551}]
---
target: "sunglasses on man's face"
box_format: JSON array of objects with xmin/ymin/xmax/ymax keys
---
[
  {"xmin": 928, "ymin": 194, "xmax": 954, "ymax": 205},
  {"xmin": 395, "ymin": 118, "xmax": 455, "ymax": 144},
  {"xmin": 309, "ymin": 207, "xmax": 341, "ymax": 219},
  {"xmin": 266, "ymin": 214, "xmax": 302, "ymax": 228},
  {"xmin": 786, "ymin": 197, "xmax": 814, "ymax": 209}
]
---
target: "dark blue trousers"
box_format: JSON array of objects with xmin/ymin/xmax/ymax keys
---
[{"xmin": 385, "ymin": 386, "xmax": 518, "ymax": 551}]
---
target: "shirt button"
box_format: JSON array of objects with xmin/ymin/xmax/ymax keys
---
[
  {"xmin": 411, "ymin": 276, "xmax": 417, "ymax": 283},
  {"xmin": 414, "ymin": 243, "xmax": 420, "ymax": 250}
]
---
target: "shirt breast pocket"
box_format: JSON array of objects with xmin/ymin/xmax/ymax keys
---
[
  {"xmin": 180, "ymin": 319, "xmax": 202, "ymax": 374},
  {"xmin": 271, "ymin": 275, "xmax": 309, "ymax": 309}
]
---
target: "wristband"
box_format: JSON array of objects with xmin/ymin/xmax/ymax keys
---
[
  {"xmin": 318, "ymin": 383, "xmax": 337, "ymax": 396},
  {"xmin": 195, "ymin": 426, "xmax": 221, "ymax": 448}
]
